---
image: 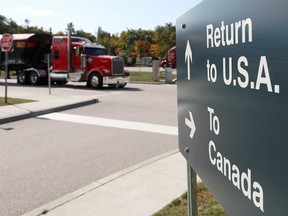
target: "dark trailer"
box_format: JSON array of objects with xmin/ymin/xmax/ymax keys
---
[{"xmin": 0, "ymin": 33, "xmax": 52, "ymax": 84}]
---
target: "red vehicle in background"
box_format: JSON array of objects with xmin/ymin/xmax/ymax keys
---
[
  {"xmin": 0, "ymin": 32, "xmax": 130, "ymax": 89},
  {"xmin": 160, "ymin": 46, "xmax": 176, "ymax": 69}
]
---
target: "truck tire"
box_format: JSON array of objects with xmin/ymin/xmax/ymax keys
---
[
  {"xmin": 17, "ymin": 71, "xmax": 28, "ymax": 84},
  {"xmin": 162, "ymin": 63, "xmax": 167, "ymax": 69},
  {"xmin": 29, "ymin": 71, "xmax": 39, "ymax": 85},
  {"xmin": 88, "ymin": 73, "xmax": 103, "ymax": 89},
  {"xmin": 118, "ymin": 83, "xmax": 127, "ymax": 88}
]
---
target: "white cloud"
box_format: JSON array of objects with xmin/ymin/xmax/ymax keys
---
[{"xmin": 14, "ymin": 7, "xmax": 56, "ymax": 16}]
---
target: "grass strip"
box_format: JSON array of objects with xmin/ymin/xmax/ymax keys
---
[
  {"xmin": 153, "ymin": 182, "xmax": 227, "ymax": 216},
  {"xmin": 129, "ymin": 71, "xmax": 177, "ymax": 83},
  {"xmin": 0, "ymin": 97, "xmax": 36, "ymax": 106}
]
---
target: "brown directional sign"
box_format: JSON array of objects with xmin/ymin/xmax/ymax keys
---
[{"xmin": 177, "ymin": 0, "xmax": 288, "ymax": 215}]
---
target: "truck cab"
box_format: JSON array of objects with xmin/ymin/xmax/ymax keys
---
[{"xmin": 51, "ymin": 36, "xmax": 130, "ymax": 88}]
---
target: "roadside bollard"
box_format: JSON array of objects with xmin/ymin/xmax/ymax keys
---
[
  {"xmin": 152, "ymin": 60, "xmax": 160, "ymax": 82},
  {"xmin": 165, "ymin": 67, "xmax": 173, "ymax": 83}
]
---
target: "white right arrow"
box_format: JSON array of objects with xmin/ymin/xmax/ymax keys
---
[
  {"xmin": 185, "ymin": 40, "xmax": 193, "ymax": 80},
  {"xmin": 185, "ymin": 111, "xmax": 196, "ymax": 139}
]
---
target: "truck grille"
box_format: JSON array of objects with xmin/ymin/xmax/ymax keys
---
[{"xmin": 112, "ymin": 58, "xmax": 124, "ymax": 75}]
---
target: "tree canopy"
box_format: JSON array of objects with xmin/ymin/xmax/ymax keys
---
[{"xmin": 0, "ymin": 14, "xmax": 175, "ymax": 59}]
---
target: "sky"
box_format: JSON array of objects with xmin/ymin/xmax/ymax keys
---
[{"xmin": 0, "ymin": 0, "xmax": 202, "ymax": 35}]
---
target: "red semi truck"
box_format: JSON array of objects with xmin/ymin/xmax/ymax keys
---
[
  {"xmin": 0, "ymin": 33, "xmax": 130, "ymax": 88},
  {"xmin": 160, "ymin": 46, "xmax": 176, "ymax": 69}
]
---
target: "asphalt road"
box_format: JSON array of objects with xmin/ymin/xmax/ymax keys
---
[{"xmin": 0, "ymin": 83, "xmax": 178, "ymax": 216}]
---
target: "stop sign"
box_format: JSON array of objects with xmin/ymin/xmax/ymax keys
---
[{"xmin": 0, "ymin": 33, "xmax": 13, "ymax": 52}]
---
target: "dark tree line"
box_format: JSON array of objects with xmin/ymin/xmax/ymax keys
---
[{"xmin": 0, "ymin": 14, "xmax": 175, "ymax": 59}]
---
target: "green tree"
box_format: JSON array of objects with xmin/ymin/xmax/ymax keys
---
[
  {"xmin": 118, "ymin": 31, "xmax": 128, "ymax": 52},
  {"xmin": 75, "ymin": 29, "xmax": 96, "ymax": 42},
  {"xmin": 134, "ymin": 29, "xmax": 153, "ymax": 57},
  {"xmin": 0, "ymin": 13, "xmax": 176, "ymax": 60},
  {"xmin": 110, "ymin": 34, "xmax": 119, "ymax": 55},
  {"xmin": 153, "ymin": 22, "xmax": 176, "ymax": 57},
  {"xmin": 54, "ymin": 31, "xmax": 65, "ymax": 36},
  {"xmin": 24, "ymin": 19, "xmax": 30, "ymax": 29},
  {"xmin": 0, "ymin": 15, "xmax": 10, "ymax": 33},
  {"xmin": 8, "ymin": 19, "xmax": 21, "ymax": 33},
  {"xmin": 97, "ymin": 27, "xmax": 120, "ymax": 55},
  {"xmin": 118, "ymin": 28, "xmax": 154, "ymax": 57},
  {"xmin": 124, "ymin": 29, "xmax": 138, "ymax": 56},
  {"xmin": 0, "ymin": 15, "xmax": 48, "ymax": 34}
]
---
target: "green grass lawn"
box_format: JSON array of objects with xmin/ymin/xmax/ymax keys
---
[
  {"xmin": 0, "ymin": 97, "xmax": 36, "ymax": 106},
  {"xmin": 153, "ymin": 183, "xmax": 227, "ymax": 216},
  {"xmin": 129, "ymin": 71, "xmax": 177, "ymax": 83},
  {"xmin": 1, "ymin": 70, "xmax": 176, "ymax": 83}
]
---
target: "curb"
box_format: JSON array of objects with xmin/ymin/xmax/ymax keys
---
[
  {"xmin": 129, "ymin": 80, "xmax": 177, "ymax": 85},
  {"xmin": 0, "ymin": 98, "xmax": 98, "ymax": 125}
]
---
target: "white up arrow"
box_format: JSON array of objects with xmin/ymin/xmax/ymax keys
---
[
  {"xmin": 185, "ymin": 40, "xmax": 193, "ymax": 80},
  {"xmin": 185, "ymin": 111, "xmax": 196, "ymax": 139}
]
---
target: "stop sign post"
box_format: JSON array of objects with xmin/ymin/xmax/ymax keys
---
[{"xmin": 0, "ymin": 33, "xmax": 13, "ymax": 103}]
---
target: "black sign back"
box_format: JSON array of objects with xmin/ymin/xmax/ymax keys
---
[{"xmin": 177, "ymin": 0, "xmax": 288, "ymax": 215}]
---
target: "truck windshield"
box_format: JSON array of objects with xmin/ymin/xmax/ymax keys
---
[{"xmin": 85, "ymin": 47, "xmax": 108, "ymax": 56}]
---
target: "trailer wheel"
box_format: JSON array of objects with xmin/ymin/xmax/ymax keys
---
[
  {"xmin": 17, "ymin": 71, "xmax": 28, "ymax": 84},
  {"xmin": 29, "ymin": 71, "xmax": 39, "ymax": 85},
  {"xmin": 88, "ymin": 73, "xmax": 103, "ymax": 89}
]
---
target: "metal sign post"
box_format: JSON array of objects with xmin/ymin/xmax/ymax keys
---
[
  {"xmin": 47, "ymin": 54, "xmax": 51, "ymax": 95},
  {"xmin": 0, "ymin": 33, "xmax": 13, "ymax": 104},
  {"xmin": 187, "ymin": 163, "xmax": 198, "ymax": 216},
  {"xmin": 4, "ymin": 52, "xmax": 8, "ymax": 103}
]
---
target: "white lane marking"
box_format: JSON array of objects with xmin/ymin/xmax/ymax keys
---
[{"xmin": 39, "ymin": 113, "xmax": 178, "ymax": 136}]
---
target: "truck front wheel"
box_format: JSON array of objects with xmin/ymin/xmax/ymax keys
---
[
  {"xmin": 17, "ymin": 71, "xmax": 28, "ymax": 84},
  {"xmin": 118, "ymin": 83, "xmax": 127, "ymax": 88},
  {"xmin": 88, "ymin": 73, "xmax": 103, "ymax": 89}
]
